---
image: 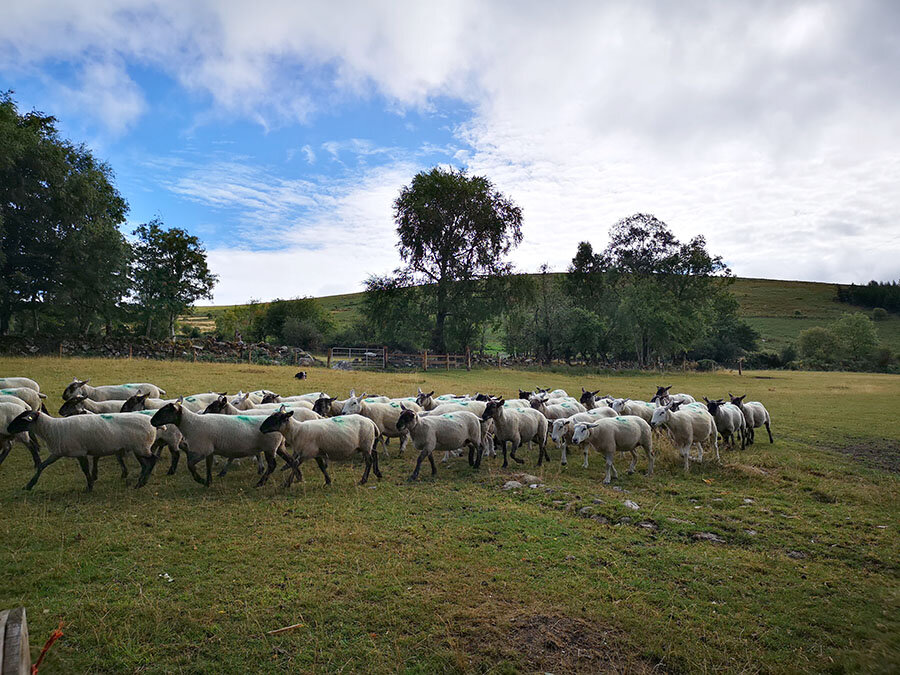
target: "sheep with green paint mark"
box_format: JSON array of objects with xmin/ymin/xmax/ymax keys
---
[
  {"xmin": 650, "ymin": 400, "xmax": 718, "ymax": 472},
  {"xmin": 610, "ymin": 398, "xmax": 657, "ymax": 423},
  {"xmin": 8, "ymin": 410, "xmax": 158, "ymax": 491},
  {"xmin": 550, "ymin": 408, "xmax": 619, "ymax": 465},
  {"xmin": 62, "ymin": 378, "xmax": 165, "ymax": 401},
  {"xmin": 0, "ymin": 377, "xmax": 40, "ymax": 392},
  {"xmin": 340, "ymin": 391, "xmax": 421, "ymax": 456},
  {"xmin": 482, "ymin": 399, "xmax": 549, "ymax": 468},
  {"xmin": 150, "ymin": 401, "xmax": 288, "ymax": 488},
  {"xmin": 571, "ymin": 416, "xmax": 653, "ymax": 483},
  {"xmin": 529, "ymin": 394, "xmax": 586, "ymax": 420},
  {"xmin": 1, "ymin": 387, "xmax": 47, "ymax": 412},
  {"xmin": 0, "ymin": 400, "xmax": 41, "ymax": 470},
  {"xmin": 396, "ymin": 407, "xmax": 483, "ymax": 481},
  {"xmin": 260, "ymin": 408, "xmax": 380, "ymax": 487}
]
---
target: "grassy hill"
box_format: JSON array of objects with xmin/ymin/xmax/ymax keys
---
[{"xmin": 189, "ymin": 277, "xmax": 900, "ymax": 353}]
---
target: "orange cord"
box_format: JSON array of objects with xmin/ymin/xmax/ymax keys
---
[{"xmin": 31, "ymin": 621, "xmax": 64, "ymax": 674}]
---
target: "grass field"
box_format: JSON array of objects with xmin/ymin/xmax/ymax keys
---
[
  {"xmin": 190, "ymin": 276, "xmax": 900, "ymax": 354},
  {"xmin": 1, "ymin": 357, "xmax": 898, "ymax": 673}
]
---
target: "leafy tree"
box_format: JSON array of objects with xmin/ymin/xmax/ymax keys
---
[
  {"xmin": 0, "ymin": 92, "xmax": 129, "ymax": 334},
  {"xmin": 255, "ymin": 297, "xmax": 333, "ymax": 344},
  {"xmin": 362, "ymin": 273, "xmax": 426, "ymax": 351},
  {"xmin": 798, "ymin": 326, "xmax": 841, "ymax": 365},
  {"xmin": 214, "ymin": 301, "xmax": 266, "ymax": 342},
  {"xmin": 132, "ymin": 218, "xmax": 218, "ymax": 338},
  {"xmin": 392, "ymin": 166, "xmax": 523, "ymax": 352},
  {"xmin": 831, "ymin": 313, "xmax": 878, "ymax": 365}
]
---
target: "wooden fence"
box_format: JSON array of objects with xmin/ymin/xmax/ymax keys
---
[{"xmin": 328, "ymin": 347, "xmax": 474, "ymax": 371}]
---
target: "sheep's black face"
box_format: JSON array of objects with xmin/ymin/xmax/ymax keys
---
[
  {"xmin": 529, "ymin": 398, "xmax": 543, "ymax": 410},
  {"xmin": 294, "ymin": 371, "xmax": 307, "ymax": 380},
  {"xmin": 482, "ymin": 400, "xmax": 501, "ymax": 421},
  {"xmin": 669, "ymin": 401, "xmax": 684, "ymax": 413},
  {"xmin": 7, "ymin": 410, "xmax": 38, "ymax": 434},
  {"xmin": 58, "ymin": 397, "xmax": 86, "ymax": 417},
  {"xmin": 202, "ymin": 398, "xmax": 228, "ymax": 414},
  {"xmin": 151, "ymin": 403, "xmax": 180, "ymax": 428},
  {"xmin": 729, "ymin": 394, "xmax": 746, "ymax": 407},
  {"xmin": 579, "ymin": 389, "xmax": 596, "ymax": 405},
  {"xmin": 312, "ymin": 397, "xmax": 334, "ymax": 416},
  {"xmin": 261, "ymin": 411, "xmax": 292, "ymax": 434},
  {"xmin": 120, "ymin": 393, "xmax": 149, "ymax": 412},
  {"xmin": 414, "ymin": 391, "xmax": 433, "ymax": 407},
  {"xmin": 705, "ymin": 399, "xmax": 721, "ymax": 415},
  {"xmin": 62, "ymin": 379, "xmax": 87, "ymax": 401},
  {"xmin": 396, "ymin": 409, "xmax": 416, "ymax": 430},
  {"xmin": 518, "ymin": 390, "xmax": 531, "ymax": 400},
  {"xmin": 651, "ymin": 385, "xmax": 672, "ymax": 403},
  {"xmin": 260, "ymin": 393, "xmax": 280, "ymax": 404},
  {"xmin": 474, "ymin": 393, "xmax": 489, "ymax": 401}
]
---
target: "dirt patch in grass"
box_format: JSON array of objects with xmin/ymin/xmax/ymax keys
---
[
  {"xmin": 828, "ymin": 438, "xmax": 900, "ymax": 473},
  {"xmin": 459, "ymin": 602, "xmax": 663, "ymax": 673}
]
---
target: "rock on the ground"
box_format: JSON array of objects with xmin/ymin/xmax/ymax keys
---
[
  {"xmin": 693, "ymin": 532, "xmax": 726, "ymax": 544},
  {"xmin": 623, "ymin": 499, "xmax": 640, "ymax": 510},
  {"xmin": 502, "ymin": 480, "xmax": 523, "ymax": 490}
]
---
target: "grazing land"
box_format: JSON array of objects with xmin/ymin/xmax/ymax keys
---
[{"xmin": 0, "ymin": 356, "xmax": 898, "ymax": 673}]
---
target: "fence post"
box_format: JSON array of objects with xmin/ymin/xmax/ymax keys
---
[
  {"xmin": 466, "ymin": 347, "xmax": 471, "ymax": 371},
  {"xmin": 423, "ymin": 350, "xmax": 428, "ymax": 371},
  {"xmin": 59, "ymin": 343, "xmax": 63, "ymax": 358},
  {"xmin": 327, "ymin": 347, "xmax": 332, "ymax": 369},
  {"xmin": 383, "ymin": 346, "xmax": 387, "ymax": 370},
  {"xmin": 129, "ymin": 344, "xmax": 133, "ymax": 359},
  {"xmin": 497, "ymin": 353, "xmax": 501, "ymax": 369},
  {"xmin": 192, "ymin": 346, "xmax": 196, "ymax": 362}
]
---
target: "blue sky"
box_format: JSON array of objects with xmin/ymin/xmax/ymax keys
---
[{"xmin": 3, "ymin": 1, "xmax": 900, "ymax": 303}]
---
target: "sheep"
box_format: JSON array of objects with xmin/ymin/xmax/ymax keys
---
[
  {"xmin": 610, "ymin": 398, "xmax": 657, "ymax": 423},
  {"xmin": 179, "ymin": 393, "xmax": 230, "ymax": 413},
  {"xmin": 250, "ymin": 390, "xmax": 327, "ymax": 404},
  {"xmin": 571, "ymin": 416, "xmax": 654, "ymax": 483},
  {"xmin": 549, "ymin": 408, "xmax": 619, "ymax": 465},
  {"xmin": 414, "ymin": 389, "xmax": 471, "ymax": 410},
  {"xmin": 650, "ymin": 401, "xmax": 718, "ymax": 472},
  {"xmin": 294, "ymin": 371, "xmax": 307, "ymax": 380},
  {"xmin": 0, "ymin": 400, "xmax": 41, "ymax": 469},
  {"xmin": 728, "ymin": 394, "xmax": 774, "ymax": 444},
  {"xmin": 130, "ymin": 410, "xmax": 188, "ymax": 476},
  {"xmin": 257, "ymin": 392, "xmax": 316, "ymax": 408},
  {"xmin": 0, "ymin": 387, "xmax": 47, "ymax": 412},
  {"xmin": 150, "ymin": 401, "xmax": 288, "ymax": 488},
  {"xmin": 395, "ymin": 407, "xmax": 483, "ymax": 480},
  {"xmin": 650, "ymin": 385, "xmax": 696, "ymax": 406},
  {"xmin": 8, "ymin": 410, "xmax": 157, "ymax": 491},
  {"xmin": 340, "ymin": 392, "xmax": 419, "ymax": 456},
  {"xmin": 703, "ymin": 397, "xmax": 746, "ymax": 450},
  {"xmin": 59, "ymin": 396, "xmax": 126, "ymax": 416},
  {"xmin": 62, "ymin": 378, "xmax": 166, "ymax": 401},
  {"xmin": 260, "ymin": 407, "xmax": 380, "ymax": 487},
  {"xmin": 419, "ymin": 400, "xmax": 495, "ymax": 462},
  {"xmin": 0, "ymin": 377, "xmax": 40, "ymax": 392},
  {"xmin": 529, "ymin": 395, "xmax": 586, "ymax": 420},
  {"xmin": 481, "ymin": 399, "xmax": 549, "ymax": 468}
]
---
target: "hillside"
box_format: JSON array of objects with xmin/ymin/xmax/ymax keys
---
[{"xmin": 189, "ymin": 277, "xmax": 900, "ymax": 353}]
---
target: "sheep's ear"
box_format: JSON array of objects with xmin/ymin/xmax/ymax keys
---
[
  {"xmin": 703, "ymin": 396, "xmax": 709, "ymax": 403},
  {"xmin": 428, "ymin": 391, "xmax": 434, "ymax": 397},
  {"xmin": 498, "ymin": 398, "xmax": 505, "ymax": 405},
  {"xmin": 359, "ymin": 392, "xmax": 367, "ymax": 400},
  {"xmin": 400, "ymin": 403, "xmax": 407, "ymax": 410},
  {"xmin": 581, "ymin": 387, "xmax": 586, "ymax": 393},
  {"xmin": 285, "ymin": 410, "xmax": 294, "ymax": 419},
  {"xmin": 81, "ymin": 379, "xmax": 90, "ymax": 386},
  {"xmin": 593, "ymin": 390, "xmax": 600, "ymax": 396},
  {"xmin": 349, "ymin": 389, "xmax": 356, "ymax": 397},
  {"xmin": 278, "ymin": 404, "xmax": 287, "ymax": 413},
  {"xmin": 417, "ymin": 387, "xmax": 423, "ymax": 394}
]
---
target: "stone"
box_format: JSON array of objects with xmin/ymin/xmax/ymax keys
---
[
  {"xmin": 692, "ymin": 532, "xmax": 726, "ymax": 544},
  {"xmin": 623, "ymin": 500, "xmax": 640, "ymax": 510},
  {"xmin": 502, "ymin": 480, "xmax": 523, "ymax": 490}
]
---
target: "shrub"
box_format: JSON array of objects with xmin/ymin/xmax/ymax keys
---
[
  {"xmin": 696, "ymin": 359, "xmax": 718, "ymax": 372},
  {"xmin": 873, "ymin": 345, "xmax": 894, "ymax": 369},
  {"xmin": 872, "ymin": 307, "xmax": 888, "ymax": 321},
  {"xmin": 779, "ymin": 343, "xmax": 798, "ymax": 364},
  {"xmin": 831, "ymin": 313, "xmax": 878, "ymax": 364},
  {"xmin": 798, "ymin": 326, "xmax": 840, "ymax": 364},
  {"xmin": 282, "ymin": 317, "xmax": 323, "ymax": 351},
  {"xmin": 745, "ymin": 350, "xmax": 782, "ymax": 369}
]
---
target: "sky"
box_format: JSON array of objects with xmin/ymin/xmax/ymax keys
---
[{"xmin": 2, "ymin": 0, "xmax": 899, "ymax": 304}]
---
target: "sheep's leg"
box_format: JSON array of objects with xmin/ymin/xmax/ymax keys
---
[
  {"xmin": 25, "ymin": 454, "xmax": 61, "ymax": 490},
  {"xmin": 256, "ymin": 453, "xmax": 266, "ymax": 475},
  {"xmin": 204, "ymin": 455, "xmax": 213, "ymax": 487},
  {"xmin": 359, "ymin": 452, "xmax": 373, "ymax": 485},
  {"xmin": 284, "ymin": 457, "xmax": 304, "ymax": 488},
  {"xmin": 583, "ymin": 444, "xmax": 590, "ymax": 470},
  {"xmin": 372, "ymin": 449, "xmax": 383, "ymax": 478},
  {"xmin": 255, "ymin": 452, "xmax": 277, "ymax": 488},
  {"xmin": 134, "ymin": 453, "xmax": 155, "ymax": 489},
  {"xmin": 378, "ymin": 434, "xmax": 390, "ymax": 459},
  {"xmin": 428, "ymin": 452, "xmax": 437, "ymax": 476},
  {"xmin": 77, "ymin": 456, "xmax": 94, "ymax": 492},
  {"xmin": 643, "ymin": 443, "xmax": 654, "ymax": 476},
  {"xmin": 713, "ymin": 435, "xmax": 720, "ymax": 462},
  {"xmin": 26, "ymin": 435, "xmax": 41, "ymax": 469},
  {"xmin": 468, "ymin": 443, "xmax": 476, "ymax": 467},
  {"xmin": 116, "ymin": 452, "xmax": 129, "ymax": 480},
  {"xmin": 500, "ymin": 440, "xmax": 509, "ymax": 469},
  {"xmin": 218, "ymin": 458, "xmax": 235, "ymax": 478},
  {"xmin": 627, "ymin": 449, "xmax": 638, "ymax": 474},
  {"xmin": 508, "ymin": 439, "xmax": 525, "ymax": 465},
  {"xmin": 185, "ymin": 453, "xmax": 207, "ymax": 486},
  {"xmin": 398, "ymin": 430, "xmax": 409, "ymax": 456},
  {"xmin": 315, "ymin": 456, "xmax": 331, "ymax": 484},
  {"xmin": 560, "ymin": 443, "xmax": 568, "ymax": 466},
  {"xmin": 441, "ymin": 450, "xmax": 451, "ymax": 464},
  {"xmin": 603, "ymin": 450, "xmax": 615, "ymax": 484},
  {"xmin": 696, "ymin": 441, "xmax": 704, "ymax": 463},
  {"xmin": 0, "ymin": 440, "xmax": 11, "ymax": 466},
  {"xmin": 408, "ymin": 448, "xmax": 430, "ymax": 481},
  {"xmin": 90, "ymin": 456, "xmax": 100, "ymax": 482},
  {"xmin": 167, "ymin": 447, "xmax": 181, "ymax": 475},
  {"xmin": 765, "ymin": 421, "xmax": 774, "ymax": 443},
  {"xmin": 681, "ymin": 446, "xmax": 691, "ymax": 473}
]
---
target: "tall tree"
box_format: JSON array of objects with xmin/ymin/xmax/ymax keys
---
[
  {"xmin": 131, "ymin": 218, "xmax": 218, "ymax": 338},
  {"xmin": 0, "ymin": 92, "xmax": 128, "ymax": 334},
  {"xmin": 392, "ymin": 166, "xmax": 523, "ymax": 352}
]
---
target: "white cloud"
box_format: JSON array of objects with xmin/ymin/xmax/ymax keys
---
[{"xmin": 2, "ymin": 0, "xmax": 900, "ymax": 291}]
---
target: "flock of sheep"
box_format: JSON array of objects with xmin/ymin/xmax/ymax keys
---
[{"xmin": 0, "ymin": 376, "xmax": 773, "ymax": 492}]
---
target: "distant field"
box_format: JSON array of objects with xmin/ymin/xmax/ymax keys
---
[
  {"xmin": 0, "ymin": 356, "xmax": 897, "ymax": 672},
  {"xmin": 190, "ymin": 276, "xmax": 900, "ymax": 353}
]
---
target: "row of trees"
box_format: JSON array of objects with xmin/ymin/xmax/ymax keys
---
[
  {"xmin": 836, "ymin": 280, "xmax": 900, "ymax": 314},
  {"xmin": 0, "ymin": 93, "xmax": 217, "ymax": 338},
  {"xmin": 213, "ymin": 297, "xmax": 334, "ymax": 350},
  {"xmin": 798, "ymin": 313, "xmax": 892, "ymax": 371},
  {"xmin": 358, "ymin": 167, "xmax": 756, "ymax": 366}
]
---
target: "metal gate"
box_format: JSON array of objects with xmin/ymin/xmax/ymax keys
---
[{"xmin": 327, "ymin": 347, "xmax": 386, "ymax": 370}]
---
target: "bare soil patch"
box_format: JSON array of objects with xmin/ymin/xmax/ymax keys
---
[{"xmin": 828, "ymin": 438, "xmax": 900, "ymax": 473}]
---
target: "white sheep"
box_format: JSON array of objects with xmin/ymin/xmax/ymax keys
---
[
  {"xmin": 260, "ymin": 407, "xmax": 380, "ymax": 487},
  {"xmin": 610, "ymin": 398, "xmax": 657, "ymax": 423},
  {"xmin": 728, "ymin": 394, "xmax": 774, "ymax": 444},
  {"xmin": 578, "ymin": 388, "xmax": 612, "ymax": 410},
  {"xmin": 549, "ymin": 408, "xmax": 618, "ymax": 465},
  {"xmin": 0, "ymin": 400, "xmax": 41, "ymax": 469},
  {"xmin": 529, "ymin": 395, "xmax": 586, "ymax": 420},
  {"xmin": 0, "ymin": 387, "xmax": 47, "ymax": 412},
  {"xmin": 650, "ymin": 401, "xmax": 718, "ymax": 472},
  {"xmin": 119, "ymin": 392, "xmax": 170, "ymax": 411},
  {"xmin": 396, "ymin": 407, "xmax": 483, "ymax": 480},
  {"xmin": 0, "ymin": 377, "xmax": 40, "ymax": 392},
  {"xmin": 571, "ymin": 416, "xmax": 654, "ymax": 483},
  {"xmin": 481, "ymin": 399, "xmax": 549, "ymax": 467},
  {"xmin": 62, "ymin": 378, "xmax": 166, "ymax": 401},
  {"xmin": 150, "ymin": 401, "xmax": 288, "ymax": 488},
  {"xmin": 8, "ymin": 410, "xmax": 158, "ymax": 491},
  {"xmin": 340, "ymin": 392, "xmax": 420, "ymax": 456},
  {"xmin": 703, "ymin": 397, "xmax": 746, "ymax": 450},
  {"xmin": 58, "ymin": 396, "xmax": 126, "ymax": 415}
]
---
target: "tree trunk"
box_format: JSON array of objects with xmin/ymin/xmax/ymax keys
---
[
  {"xmin": 432, "ymin": 282, "xmax": 448, "ymax": 353},
  {"xmin": 168, "ymin": 313, "xmax": 176, "ymax": 340},
  {"xmin": 145, "ymin": 315, "xmax": 153, "ymax": 338}
]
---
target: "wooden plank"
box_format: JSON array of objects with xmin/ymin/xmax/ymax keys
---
[
  {"xmin": 0, "ymin": 608, "xmax": 9, "ymax": 674},
  {"xmin": 1, "ymin": 606, "xmax": 30, "ymax": 675}
]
